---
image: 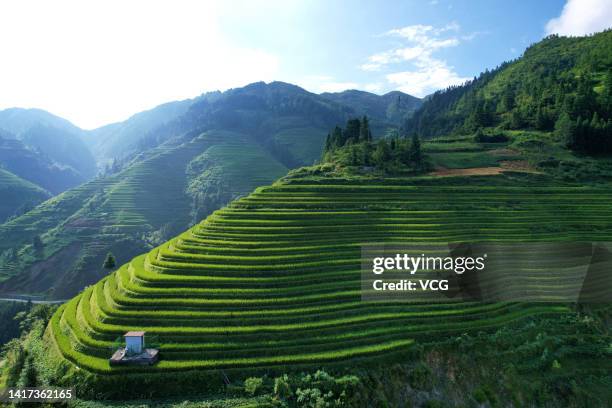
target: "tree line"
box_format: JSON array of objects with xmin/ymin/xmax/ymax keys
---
[{"xmin": 322, "ymin": 116, "xmax": 426, "ymax": 171}]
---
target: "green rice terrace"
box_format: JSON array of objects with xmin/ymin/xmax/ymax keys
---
[{"xmin": 46, "ymin": 165, "xmax": 612, "ymax": 397}]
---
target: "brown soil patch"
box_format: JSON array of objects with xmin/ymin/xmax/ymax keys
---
[
  {"xmin": 430, "ymin": 161, "xmax": 539, "ymax": 177},
  {"xmin": 500, "ymin": 160, "xmax": 540, "ymax": 173}
]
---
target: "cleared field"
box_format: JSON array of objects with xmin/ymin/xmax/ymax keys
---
[{"xmin": 49, "ymin": 172, "xmax": 612, "ymax": 379}]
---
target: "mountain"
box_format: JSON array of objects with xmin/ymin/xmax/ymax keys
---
[
  {"xmin": 405, "ymin": 30, "xmax": 612, "ymax": 139},
  {"xmin": 84, "ymin": 99, "xmax": 194, "ymax": 165},
  {"xmin": 0, "ymin": 131, "xmax": 86, "ymax": 194},
  {"xmin": 0, "ymin": 108, "xmax": 97, "ymax": 189},
  {"xmin": 0, "ymin": 168, "xmax": 50, "ymax": 224},
  {"xmin": 0, "ymin": 107, "xmax": 82, "ymax": 135},
  {"xmin": 321, "ymin": 89, "xmax": 421, "ymax": 135},
  {"xmin": 0, "ymin": 81, "xmax": 417, "ymax": 298}
]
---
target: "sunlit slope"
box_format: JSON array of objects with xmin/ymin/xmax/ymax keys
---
[
  {"xmin": 0, "ymin": 131, "xmax": 287, "ymax": 296},
  {"xmin": 50, "ymin": 172, "xmax": 612, "ymax": 374},
  {"xmin": 0, "ymin": 168, "xmax": 50, "ymax": 224}
]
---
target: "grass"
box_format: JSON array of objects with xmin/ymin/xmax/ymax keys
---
[
  {"xmin": 0, "ymin": 131, "xmax": 287, "ymax": 295},
  {"xmin": 0, "ymin": 168, "xmax": 50, "ymax": 224},
  {"xmin": 47, "ymin": 166, "xmax": 612, "ymax": 389}
]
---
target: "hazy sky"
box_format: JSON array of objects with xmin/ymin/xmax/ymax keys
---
[{"xmin": 0, "ymin": 0, "xmax": 610, "ymax": 129}]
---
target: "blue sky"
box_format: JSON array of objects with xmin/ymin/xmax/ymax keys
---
[{"xmin": 0, "ymin": 0, "xmax": 610, "ymax": 128}]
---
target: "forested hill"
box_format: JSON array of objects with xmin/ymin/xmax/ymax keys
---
[{"xmin": 405, "ymin": 29, "xmax": 612, "ymax": 150}]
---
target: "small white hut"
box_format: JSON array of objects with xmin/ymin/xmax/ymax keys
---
[
  {"xmin": 124, "ymin": 331, "xmax": 146, "ymax": 354},
  {"xmin": 109, "ymin": 330, "xmax": 158, "ymax": 365}
]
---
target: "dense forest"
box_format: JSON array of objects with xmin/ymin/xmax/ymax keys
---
[{"xmin": 405, "ymin": 30, "xmax": 612, "ymax": 154}]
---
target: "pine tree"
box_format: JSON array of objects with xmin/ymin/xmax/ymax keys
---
[
  {"xmin": 344, "ymin": 119, "xmax": 361, "ymax": 144},
  {"xmin": 324, "ymin": 133, "xmax": 331, "ymax": 153},
  {"xmin": 408, "ymin": 133, "xmax": 422, "ymax": 165},
  {"xmin": 535, "ymin": 105, "xmax": 547, "ymax": 130},
  {"xmin": 103, "ymin": 252, "xmax": 117, "ymax": 270},
  {"xmin": 332, "ymin": 126, "xmax": 343, "ymax": 147},
  {"xmin": 556, "ymin": 111, "xmax": 576, "ymax": 148},
  {"xmin": 359, "ymin": 116, "xmax": 372, "ymax": 142}
]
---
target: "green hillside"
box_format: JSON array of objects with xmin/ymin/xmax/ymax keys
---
[
  {"xmin": 0, "ymin": 108, "xmax": 97, "ymax": 182},
  {"xmin": 407, "ymin": 30, "xmax": 612, "ymax": 144},
  {"xmin": 321, "ymin": 90, "xmax": 422, "ymax": 135},
  {"xmin": 0, "ymin": 82, "xmax": 421, "ymax": 300},
  {"xmin": 40, "ymin": 163, "xmax": 611, "ymax": 400},
  {"xmin": 0, "ymin": 168, "xmax": 50, "ymax": 224},
  {"xmin": 85, "ymin": 99, "xmax": 194, "ymax": 165},
  {"xmin": 0, "ymin": 131, "xmax": 287, "ymax": 298},
  {"xmin": 0, "ymin": 132, "xmax": 87, "ymax": 195}
]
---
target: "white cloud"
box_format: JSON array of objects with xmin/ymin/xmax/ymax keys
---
[
  {"xmin": 0, "ymin": 0, "xmax": 279, "ymax": 129},
  {"xmin": 386, "ymin": 56, "xmax": 467, "ymax": 96},
  {"xmin": 546, "ymin": 0, "xmax": 612, "ymax": 36},
  {"xmin": 362, "ymin": 22, "xmax": 469, "ymax": 97}
]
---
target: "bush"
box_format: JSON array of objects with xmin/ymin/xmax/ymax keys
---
[
  {"xmin": 274, "ymin": 374, "xmax": 292, "ymax": 400},
  {"xmin": 244, "ymin": 376, "xmax": 265, "ymax": 396}
]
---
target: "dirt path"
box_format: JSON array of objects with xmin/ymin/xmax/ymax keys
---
[
  {"xmin": 430, "ymin": 160, "xmax": 539, "ymax": 177},
  {"xmin": 429, "ymin": 167, "xmax": 505, "ymax": 176}
]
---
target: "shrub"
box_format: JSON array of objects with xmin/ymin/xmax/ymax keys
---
[
  {"xmin": 274, "ymin": 374, "xmax": 292, "ymax": 400},
  {"xmin": 244, "ymin": 376, "xmax": 265, "ymax": 396}
]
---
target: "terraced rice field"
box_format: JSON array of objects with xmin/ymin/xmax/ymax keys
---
[{"xmin": 49, "ymin": 173, "xmax": 612, "ymax": 377}]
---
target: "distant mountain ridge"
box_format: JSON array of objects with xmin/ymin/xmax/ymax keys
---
[
  {"xmin": 0, "ymin": 108, "xmax": 96, "ymax": 190},
  {"xmin": 320, "ymin": 89, "xmax": 422, "ymax": 133},
  {"xmin": 0, "ymin": 81, "xmax": 421, "ymax": 298}
]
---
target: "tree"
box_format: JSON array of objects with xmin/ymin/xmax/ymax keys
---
[
  {"xmin": 500, "ymin": 86, "xmax": 515, "ymax": 112},
  {"xmin": 103, "ymin": 252, "xmax": 117, "ymax": 270},
  {"xmin": 344, "ymin": 119, "xmax": 361, "ymax": 144},
  {"xmin": 348, "ymin": 145, "xmax": 360, "ymax": 166},
  {"xmin": 372, "ymin": 140, "xmax": 391, "ymax": 167},
  {"xmin": 535, "ymin": 104, "xmax": 549, "ymax": 130},
  {"xmin": 323, "ymin": 133, "xmax": 331, "ymax": 153},
  {"xmin": 390, "ymin": 138, "xmax": 396, "ymax": 150},
  {"xmin": 359, "ymin": 116, "xmax": 372, "ymax": 142},
  {"xmin": 274, "ymin": 374, "xmax": 293, "ymax": 400},
  {"xmin": 556, "ymin": 111, "xmax": 576, "ymax": 148},
  {"xmin": 331, "ymin": 126, "xmax": 343, "ymax": 147},
  {"xmin": 408, "ymin": 133, "xmax": 423, "ymax": 165},
  {"xmin": 17, "ymin": 354, "xmax": 37, "ymax": 388}
]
